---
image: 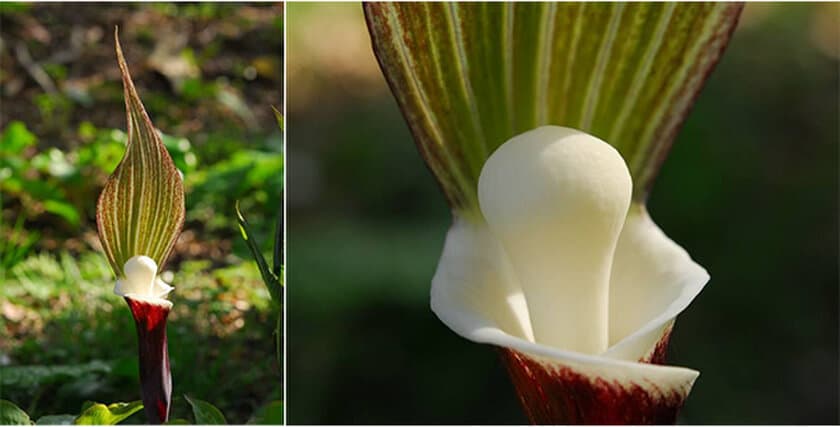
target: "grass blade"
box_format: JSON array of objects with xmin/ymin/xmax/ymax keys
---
[{"xmin": 235, "ymin": 202, "xmax": 282, "ymax": 301}]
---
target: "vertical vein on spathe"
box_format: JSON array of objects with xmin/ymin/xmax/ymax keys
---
[
  {"xmin": 637, "ymin": 4, "xmax": 740, "ymax": 192},
  {"xmin": 609, "ymin": 3, "xmax": 675, "ymax": 145},
  {"xmin": 559, "ymin": 4, "xmax": 585, "ymax": 121},
  {"xmin": 503, "ymin": 3, "xmax": 514, "ymax": 135},
  {"xmin": 133, "ymin": 110, "xmax": 144, "ymax": 261},
  {"xmin": 537, "ymin": 3, "xmax": 557, "ymax": 125},
  {"xmin": 580, "ymin": 3, "xmax": 625, "ymax": 131},
  {"xmin": 385, "ymin": 5, "xmax": 476, "ymax": 209},
  {"xmin": 150, "ymin": 129, "xmax": 164, "ymax": 263},
  {"xmin": 447, "ymin": 3, "xmax": 489, "ymax": 166},
  {"xmin": 101, "ymin": 27, "xmax": 185, "ymax": 274},
  {"xmin": 633, "ymin": 5, "xmax": 717, "ymax": 176}
]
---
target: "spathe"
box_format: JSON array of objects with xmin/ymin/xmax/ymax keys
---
[
  {"xmin": 430, "ymin": 127, "xmax": 709, "ymax": 424},
  {"xmin": 96, "ymin": 29, "xmax": 184, "ymax": 424}
]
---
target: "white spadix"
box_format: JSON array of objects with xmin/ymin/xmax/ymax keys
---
[
  {"xmin": 477, "ymin": 126, "xmax": 632, "ymax": 354},
  {"xmin": 115, "ymin": 255, "xmax": 174, "ymax": 301},
  {"xmin": 430, "ymin": 125, "xmax": 710, "ymax": 424}
]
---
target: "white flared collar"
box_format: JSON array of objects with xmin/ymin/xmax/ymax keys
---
[
  {"xmin": 115, "ymin": 255, "xmax": 174, "ymax": 306},
  {"xmin": 430, "ymin": 207, "xmax": 708, "ymax": 384}
]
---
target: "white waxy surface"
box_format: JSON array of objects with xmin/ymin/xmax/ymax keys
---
[
  {"xmin": 477, "ymin": 126, "xmax": 631, "ymax": 354},
  {"xmin": 114, "ymin": 255, "xmax": 173, "ymax": 300}
]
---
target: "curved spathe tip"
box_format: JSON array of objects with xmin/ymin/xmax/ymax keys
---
[{"xmin": 604, "ymin": 205, "xmax": 709, "ymax": 361}]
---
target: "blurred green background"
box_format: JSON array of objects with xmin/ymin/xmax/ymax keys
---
[
  {"xmin": 0, "ymin": 3, "xmax": 283, "ymax": 423},
  {"xmin": 287, "ymin": 2, "xmax": 838, "ymax": 424}
]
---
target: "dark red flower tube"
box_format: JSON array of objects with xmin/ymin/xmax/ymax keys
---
[
  {"xmin": 125, "ymin": 296, "xmax": 172, "ymax": 424},
  {"xmin": 499, "ymin": 328, "xmax": 685, "ymax": 425}
]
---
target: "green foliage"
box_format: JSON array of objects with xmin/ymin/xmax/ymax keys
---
[
  {"xmin": 0, "ymin": 120, "xmax": 196, "ymax": 238},
  {"xmin": 184, "ymin": 396, "xmax": 226, "ymax": 425},
  {"xmin": 188, "ymin": 148, "xmax": 283, "ymax": 234},
  {"xmin": 271, "ymin": 107, "xmax": 284, "ymax": 132},
  {"xmin": 159, "ymin": 134, "xmax": 199, "ymax": 175},
  {"xmin": 0, "ymin": 362, "xmax": 111, "ymax": 391},
  {"xmin": 2, "ymin": 4, "xmax": 282, "ymax": 425},
  {"xmin": 0, "ymin": 400, "xmax": 32, "ymax": 425},
  {"xmin": 179, "ymin": 78, "xmax": 218, "ymax": 103},
  {"xmin": 0, "ymin": 116, "xmax": 273, "ymax": 254},
  {"xmin": 235, "ymin": 202, "xmax": 283, "ymax": 367},
  {"xmin": 248, "ymin": 401, "xmax": 283, "ymax": 425},
  {"xmin": 235, "ymin": 203, "xmax": 282, "ymax": 301},
  {"xmin": 1, "ymin": 121, "xmax": 36, "ymax": 152},
  {"xmin": 0, "ymin": 400, "xmax": 144, "ymax": 426},
  {"xmin": 1, "ymin": 250, "xmax": 274, "ymax": 423},
  {"xmin": 0, "ymin": 122, "xmax": 78, "ymax": 227},
  {"xmin": 74, "ymin": 401, "xmax": 143, "ymax": 425},
  {"xmin": 1, "ymin": 216, "xmax": 40, "ymax": 271},
  {"xmin": 0, "ymin": 2, "xmax": 30, "ymax": 13},
  {"xmin": 234, "ymin": 109, "xmax": 284, "ymax": 376},
  {"xmin": 35, "ymin": 415, "xmax": 75, "ymax": 425}
]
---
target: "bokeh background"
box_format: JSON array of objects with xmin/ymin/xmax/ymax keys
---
[
  {"xmin": 0, "ymin": 3, "xmax": 283, "ymax": 423},
  {"xmin": 287, "ymin": 2, "xmax": 838, "ymax": 424}
]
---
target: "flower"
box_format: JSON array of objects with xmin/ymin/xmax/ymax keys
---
[
  {"xmin": 115, "ymin": 256, "xmax": 175, "ymax": 302},
  {"xmin": 364, "ymin": 3, "xmax": 743, "ymax": 422},
  {"xmin": 96, "ymin": 28, "xmax": 184, "ymax": 424},
  {"xmin": 431, "ymin": 126, "xmax": 708, "ymax": 423}
]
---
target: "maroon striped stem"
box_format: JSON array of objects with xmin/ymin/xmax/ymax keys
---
[
  {"xmin": 125, "ymin": 296, "xmax": 172, "ymax": 424},
  {"xmin": 498, "ymin": 329, "xmax": 683, "ymax": 425}
]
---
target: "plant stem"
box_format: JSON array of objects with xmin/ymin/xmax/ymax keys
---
[{"xmin": 125, "ymin": 297, "xmax": 172, "ymax": 424}]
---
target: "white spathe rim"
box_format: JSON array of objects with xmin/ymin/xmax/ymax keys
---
[
  {"xmin": 123, "ymin": 292, "xmax": 174, "ymax": 309},
  {"xmin": 114, "ymin": 255, "xmax": 174, "ymax": 305},
  {"xmin": 430, "ymin": 207, "xmax": 708, "ymax": 385}
]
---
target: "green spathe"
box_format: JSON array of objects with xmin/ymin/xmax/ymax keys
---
[
  {"xmin": 96, "ymin": 29, "xmax": 185, "ymax": 279},
  {"xmin": 364, "ymin": 2, "xmax": 742, "ymax": 209}
]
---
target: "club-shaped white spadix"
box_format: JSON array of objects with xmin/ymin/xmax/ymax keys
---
[
  {"xmin": 477, "ymin": 126, "xmax": 631, "ymax": 354},
  {"xmin": 115, "ymin": 255, "xmax": 174, "ymax": 301}
]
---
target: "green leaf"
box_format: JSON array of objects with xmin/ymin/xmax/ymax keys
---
[
  {"xmin": 236, "ymin": 200, "xmax": 283, "ymax": 365},
  {"xmin": 74, "ymin": 401, "xmax": 143, "ymax": 425},
  {"xmin": 271, "ymin": 106, "xmax": 284, "ymax": 132},
  {"xmin": 364, "ymin": 3, "xmax": 743, "ymax": 206},
  {"xmin": 0, "ymin": 121, "xmax": 37, "ymax": 155},
  {"xmin": 96, "ymin": 28, "xmax": 185, "ymax": 278},
  {"xmin": 164, "ymin": 419, "xmax": 190, "ymax": 425},
  {"xmin": 43, "ymin": 199, "xmax": 81, "ymax": 226},
  {"xmin": 184, "ymin": 396, "xmax": 226, "ymax": 425},
  {"xmin": 248, "ymin": 401, "xmax": 283, "ymax": 425},
  {"xmin": 235, "ymin": 201, "xmax": 282, "ymax": 301},
  {"xmin": 0, "ymin": 361, "xmax": 111, "ymax": 391},
  {"xmin": 0, "ymin": 400, "xmax": 32, "ymax": 425},
  {"xmin": 35, "ymin": 415, "xmax": 75, "ymax": 425}
]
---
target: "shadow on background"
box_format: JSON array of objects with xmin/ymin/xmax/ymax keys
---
[{"xmin": 286, "ymin": 2, "xmax": 838, "ymax": 424}]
